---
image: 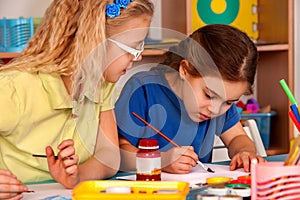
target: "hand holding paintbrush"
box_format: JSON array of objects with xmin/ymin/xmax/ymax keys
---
[{"xmin": 132, "ymin": 112, "xmax": 214, "ymax": 173}]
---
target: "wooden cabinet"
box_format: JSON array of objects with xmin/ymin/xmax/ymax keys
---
[
  {"xmin": 255, "ymin": 0, "xmax": 294, "ymax": 155},
  {"xmin": 155, "ymin": 0, "xmax": 294, "ymax": 155}
]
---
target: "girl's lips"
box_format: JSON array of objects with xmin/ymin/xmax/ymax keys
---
[{"xmin": 200, "ymin": 113, "xmax": 210, "ymax": 120}]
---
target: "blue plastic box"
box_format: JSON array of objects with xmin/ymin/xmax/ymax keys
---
[
  {"xmin": 0, "ymin": 17, "xmax": 34, "ymax": 52},
  {"xmin": 0, "ymin": 19, "xmax": 5, "ymax": 51},
  {"xmin": 240, "ymin": 111, "xmax": 276, "ymax": 150}
]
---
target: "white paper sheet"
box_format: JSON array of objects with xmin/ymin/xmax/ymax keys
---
[
  {"xmin": 116, "ymin": 163, "xmax": 249, "ymax": 185},
  {"xmin": 23, "ymin": 182, "xmax": 72, "ymax": 200}
]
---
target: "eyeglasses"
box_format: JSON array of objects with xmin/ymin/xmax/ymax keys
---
[{"xmin": 108, "ymin": 38, "xmax": 144, "ymax": 61}]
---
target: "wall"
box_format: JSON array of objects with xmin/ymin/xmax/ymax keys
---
[
  {"xmin": 0, "ymin": 0, "xmax": 50, "ymax": 18},
  {"xmin": 0, "ymin": 0, "xmax": 160, "ymax": 34}
]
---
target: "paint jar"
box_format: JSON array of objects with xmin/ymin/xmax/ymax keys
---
[{"xmin": 136, "ymin": 139, "xmax": 161, "ymax": 181}]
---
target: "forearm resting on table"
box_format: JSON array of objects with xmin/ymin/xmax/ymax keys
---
[
  {"xmin": 119, "ymin": 142, "xmax": 138, "ymax": 171},
  {"xmin": 78, "ymin": 152, "xmax": 120, "ymax": 181},
  {"xmin": 78, "ymin": 109, "xmax": 120, "ymax": 180},
  {"xmin": 227, "ymin": 135, "xmax": 257, "ymax": 158}
]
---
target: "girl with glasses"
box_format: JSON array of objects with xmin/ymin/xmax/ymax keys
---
[{"xmin": 0, "ymin": 0, "xmax": 153, "ymax": 198}]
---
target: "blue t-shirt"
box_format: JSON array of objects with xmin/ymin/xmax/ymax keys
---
[{"xmin": 115, "ymin": 66, "xmax": 240, "ymax": 162}]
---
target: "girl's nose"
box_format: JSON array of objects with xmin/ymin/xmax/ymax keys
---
[{"xmin": 207, "ymin": 100, "xmax": 222, "ymax": 115}]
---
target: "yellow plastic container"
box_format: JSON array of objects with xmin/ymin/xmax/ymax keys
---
[{"xmin": 72, "ymin": 180, "xmax": 190, "ymax": 200}]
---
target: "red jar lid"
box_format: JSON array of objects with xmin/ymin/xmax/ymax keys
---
[{"xmin": 138, "ymin": 139, "xmax": 159, "ymax": 149}]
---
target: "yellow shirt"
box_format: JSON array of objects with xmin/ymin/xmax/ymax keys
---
[{"xmin": 0, "ymin": 70, "xmax": 115, "ymax": 183}]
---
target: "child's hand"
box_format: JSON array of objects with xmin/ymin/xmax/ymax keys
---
[
  {"xmin": 161, "ymin": 146, "xmax": 198, "ymax": 174},
  {"xmin": 46, "ymin": 139, "xmax": 79, "ymax": 189},
  {"xmin": 0, "ymin": 169, "xmax": 29, "ymax": 200},
  {"xmin": 229, "ymin": 151, "xmax": 266, "ymax": 172}
]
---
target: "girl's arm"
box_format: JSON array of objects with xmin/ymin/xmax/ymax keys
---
[
  {"xmin": 119, "ymin": 135, "xmax": 139, "ymax": 171},
  {"xmin": 220, "ymin": 122, "xmax": 265, "ymax": 172},
  {"xmin": 78, "ymin": 109, "xmax": 120, "ymax": 180}
]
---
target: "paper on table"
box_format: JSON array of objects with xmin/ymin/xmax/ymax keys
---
[
  {"xmin": 23, "ymin": 182, "xmax": 72, "ymax": 200},
  {"xmin": 117, "ymin": 164, "xmax": 249, "ymax": 185}
]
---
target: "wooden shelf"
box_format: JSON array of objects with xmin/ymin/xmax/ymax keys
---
[
  {"xmin": 266, "ymin": 148, "xmax": 289, "ymax": 156},
  {"xmin": 144, "ymin": 43, "xmax": 290, "ymax": 56},
  {"xmin": 0, "ymin": 52, "xmax": 20, "ymax": 59},
  {"xmin": 143, "ymin": 49, "xmax": 166, "ymax": 56},
  {"xmin": 257, "ymin": 44, "xmax": 289, "ymax": 52},
  {"xmin": 0, "ymin": 43, "xmax": 290, "ymax": 59}
]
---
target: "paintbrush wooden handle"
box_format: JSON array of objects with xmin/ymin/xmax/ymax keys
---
[{"xmin": 132, "ymin": 112, "xmax": 179, "ymax": 147}]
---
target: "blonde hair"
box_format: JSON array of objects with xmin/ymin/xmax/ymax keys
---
[{"xmin": 0, "ymin": 0, "xmax": 153, "ymax": 96}]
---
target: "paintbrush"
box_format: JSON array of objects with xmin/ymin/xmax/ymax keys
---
[
  {"xmin": 32, "ymin": 154, "xmax": 59, "ymax": 159},
  {"xmin": 132, "ymin": 112, "xmax": 214, "ymax": 173}
]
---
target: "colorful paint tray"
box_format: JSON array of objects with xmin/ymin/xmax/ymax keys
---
[{"xmin": 72, "ymin": 180, "xmax": 189, "ymax": 200}]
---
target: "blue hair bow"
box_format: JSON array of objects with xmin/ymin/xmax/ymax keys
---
[{"xmin": 106, "ymin": 0, "xmax": 134, "ymax": 19}]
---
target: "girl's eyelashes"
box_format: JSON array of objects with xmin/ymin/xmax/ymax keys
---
[
  {"xmin": 205, "ymin": 93, "xmax": 212, "ymax": 99},
  {"xmin": 225, "ymin": 100, "xmax": 238, "ymax": 106},
  {"xmin": 204, "ymin": 89, "xmax": 237, "ymax": 105},
  {"xmin": 225, "ymin": 101, "xmax": 233, "ymax": 106}
]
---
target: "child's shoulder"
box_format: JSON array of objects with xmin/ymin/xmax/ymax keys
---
[
  {"xmin": 0, "ymin": 70, "xmax": 36, "ymax": 83},
  {"xmin": 130, "ymin": 66, "xmax": 165, "ymax": 83}
]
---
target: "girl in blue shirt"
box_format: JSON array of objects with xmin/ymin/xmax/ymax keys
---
[{"xmin": 115, "ymin": 24, "xmax": 265, "ymax": 174}]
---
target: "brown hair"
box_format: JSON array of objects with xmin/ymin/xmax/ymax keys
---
[{"xmin": 162, "ymin": 24, "xmax": 258, "ymax": 94}]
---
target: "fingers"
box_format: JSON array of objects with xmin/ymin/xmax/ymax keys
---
[
  {"xmin": 256, "ymin": 155, "xmax": 267, "ymax": 163},
  {"xmin": 0, "ymin": 192, "xmax": 23, "ymax": 200},
  {"xmin": 45, "ymin": 139, "xmax": 76, "ymax": 161},
  {"xmin": 61, "ymin": 156, "xmax": 79, "ymax": 175},
  {"xmin": 162, "ymin": 146, "xmax": 200, "ymax": 174},
  {"xmin": 171, "ymin": 146, "xmax": 198, "ymax": 169},
  {"xmin": 58, "ymin": 139, "xmax": 74, "ymax": 151},
  {"xmin": 46, "ymin": 139, "xmax": 78, "ymax": 171},
  {"xmin": 230, "ymin": 153, "xmax": 250, "ymax": 171},
  {"xmin": 45, "ymin": 146, "xmax": 56, "ymax": 166},
  {"xmin": 0, "ymin": 183, "xmax": 28, "ymax": 193},
  {"xmin": 180, "ymin": 146, "xmax": 199, "ymax": 164},
  {"xmin": 162, "ymin": 162, "xmax": 192, "ymax": 174},
  {"xmin": 0, "ymin": 170, "xmax": 22, "ymax": 186},
  {"xmin": 0, "ymin": 170, "xmax": 28, "ymax": 200},
  {"xmin": 230, "ymin": 152, "xmax": 266, "ymax": 172},
  {"xmin": 57, "ymin": 140, "xmax": 75, "ymax": 160}
]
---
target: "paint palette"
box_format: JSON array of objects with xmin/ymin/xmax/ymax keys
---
[{"xmin": 72, "ymin": 180, "xmax": 189, "ymax": 200}]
